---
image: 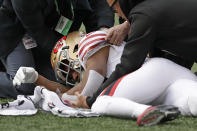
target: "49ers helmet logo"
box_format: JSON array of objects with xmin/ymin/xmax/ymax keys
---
[{"xmin": 53, "ymin": 36, "xmax": 67, "ymax": 54}]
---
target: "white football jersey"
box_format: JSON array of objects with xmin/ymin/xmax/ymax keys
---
[
  {"xmin": 78, "ymin": 31, "xmax": 109, "ymax": 69},
  {"xmin": 78, "ymin": 30, "xmax": 125, "ymax": 78}
]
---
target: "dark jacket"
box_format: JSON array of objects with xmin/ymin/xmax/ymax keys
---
[
  {"xmin": 0, "ymin": 0, "xmax": 24, "ymax": 58},
  {"xmin": 86, "ymin": 0, "xmax": 197, "ymax": 107},
  {"xmin": 0, "ymin": 0, "xmax": 114, "ymax": 58},
  {"xmin": 70, "ymin": 0, "xmax": 114, "ymax": 33}
]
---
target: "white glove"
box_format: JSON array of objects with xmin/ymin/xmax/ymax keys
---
[{"xmin": 13, "ymin": 67, "xmax": 38, "ymax": 86}]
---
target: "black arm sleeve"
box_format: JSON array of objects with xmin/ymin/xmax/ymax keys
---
[
  {"xmin": 11, "ymin": 0, "xmax": 59, "ymax": 57},
  {"xmin": 84, "ymin": 0, "xmax": 114, "ymax": 32},
  {"xmin": 86, "ymin": 14, "xmax": 156, "ymax": 107},
  {"xmin": 93, "ymin": 0, "xmax": 114, "ymax": 29}
]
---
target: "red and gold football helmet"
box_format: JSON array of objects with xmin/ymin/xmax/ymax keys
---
[{"xmin": 51, "ymin": 31, "xmax": 85, "ymax": 87}]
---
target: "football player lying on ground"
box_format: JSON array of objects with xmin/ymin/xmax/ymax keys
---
[
  {"xmin": 72, "ymin": 31, "xmax": 197, "ymax": 125},
  {"xmin": 74, "ymin": 30, "xmax": 197, "ymax": 124},
  {"xmin": 13, "ymin": 31, "xmax": 182, "ymax": 126},
  {"xmin": 74, "ymin": 31, "xmax": 197, "ymax": 124}
]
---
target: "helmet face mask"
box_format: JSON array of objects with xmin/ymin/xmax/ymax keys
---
[
  {"xmin": 51, "ymin": 31, "xmax": 85, "ymax": 87},
  {"xmin": 55, "ymin": 51, "xmax": 81, "ymax": 87}
]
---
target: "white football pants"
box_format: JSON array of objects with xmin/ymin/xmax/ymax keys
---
[{"xmin": 92, "ymin": 58, "xmax": 197, "ymax": 117}]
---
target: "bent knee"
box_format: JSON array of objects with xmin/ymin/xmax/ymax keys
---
[
  {"xmin": 91, "ymin": 96, "xmax": 112, "ymax": 114},
  {"xmin": 188, "ymin": 96, "xmax": 197, "ymax": 116}
]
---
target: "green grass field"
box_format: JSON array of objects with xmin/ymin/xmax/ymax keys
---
[
  {"xmin": 0, "ymin": 109, "xmax": 197, "ymax": 131},
  {"xmin": 1, "ymin": 15, "xmax": 197, "ymax": 131}
]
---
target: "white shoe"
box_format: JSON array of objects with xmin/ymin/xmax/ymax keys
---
[
  {"xmin": 0, "ymin": 95, "xmax": 37, "ymax": 116},
  {"xmin": 29, "ymin": 86, "xmax": 42, "ymax": 104}
]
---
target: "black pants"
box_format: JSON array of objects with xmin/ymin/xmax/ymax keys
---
[{"xmin": 0, "ymin": 41, "xmax": 35, "ymax": 98}]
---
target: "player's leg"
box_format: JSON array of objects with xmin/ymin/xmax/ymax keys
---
[
  {"xmin": 0, "ymin": 42, "xmax": 36, "ymax": 98},
  {"xmin": 92, "ymin": 96, "xmax": 150, "ymax": 118},
  {"xmin": 101, "ymin": 58, "xmax": 197, "ymax": 104},
  {"xmin": 162, "ymin": 79, "xmax": 197, "ymax": 116},
  {"xmin": 92, "ymin": 95, "xmax": 180, "ymax": 126}
]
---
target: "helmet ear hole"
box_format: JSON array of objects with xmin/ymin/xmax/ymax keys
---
[{"xmin": 73, "ymin": 44, "xmax": 78, "ymax": 53}]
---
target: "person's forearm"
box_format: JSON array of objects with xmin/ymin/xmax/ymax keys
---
[
  {"xmin": 66, "ymin": 83, "xmax": 83, "ymax": 95},
  {"xmin": 66, "ymin": 68, "xmax": 95, "ymax": 95},
  {"xmin": 35, "ymin": 75, "xmax": 69, "ymax": 93}
]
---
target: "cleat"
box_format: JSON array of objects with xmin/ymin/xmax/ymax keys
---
[{"xmin": 137, "ymin": 105, "xmax": 180, "ymax": 126}]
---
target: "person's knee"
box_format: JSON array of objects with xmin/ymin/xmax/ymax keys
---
[
  {"xmin": 91, "ymin": 96, "xmax": 112, "ymax": 114},
  {"xmin": 187, "ymin": 96, "xmax": 197, "ymax": 116},
  {"xmin": 6, "ymin": 42, "xmax": 35, "ymax": 76},
  {"xmin": 174, "ymin": 96, "xmax": 197, "ymax": 116}
]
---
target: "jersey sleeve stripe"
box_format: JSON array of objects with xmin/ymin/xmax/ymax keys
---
[
  {"xmin": 81, "ymin": 43, "xmax": 100, "ymax": 61},
  {"xmin": 79, "ymin": 33, "xmax": 106, "ymax": 47},
  {"xmin": 78, "ymin": 37, "xmax": 106, "ymax": 56}
]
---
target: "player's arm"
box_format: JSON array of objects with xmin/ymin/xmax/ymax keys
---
[
  {"xmin": 13, "ymin": 67, "xmax": 70, "ymax": 93},
  {"xmin": 72, "ymin": 92, "xmax": 89, "ymax": 109},
  {"xmin": 35, "ymin": 75, "xmax": 69, "ymax": 93},
  {"xmin": 65, "ymin": 46, "xmax": 110, "ymax": 96},
  {"xmin": 92, "ymin": 0, "xmax": 114, "ymax": 29}
]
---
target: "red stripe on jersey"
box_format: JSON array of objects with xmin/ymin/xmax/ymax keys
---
[
  {"xmin": 81, "ymin": 43, "xmax": 100, "ymax": 61},
  {"xmin": 79, "ymin": 33, "xmax": 106, "ymax": 47},
  {"xmin": 86, "ymin": 32, "xmax": 94, "ymax": 37},
  {"xmin": 108, "ymin": 75, "xmax": 126, "ymax": 96},
  {"xmin": 100, "ymin": 86, "xmax": 109, "ymax": 96},
  {"xmin": 79, "ymin": 37, "xmax": 105, "ymax": 57}
]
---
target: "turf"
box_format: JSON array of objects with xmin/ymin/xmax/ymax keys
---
[
  {"xmin": 192, "ymin": 63, "xmax": 197, "ymax": 72},
  {"xmin": 0, "ymin": 106, "xmax": 197, "ymax": 131}
]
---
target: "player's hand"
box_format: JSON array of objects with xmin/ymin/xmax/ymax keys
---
[
  {"xmin": 13, "ymin": 67, "xmax": 38, "ymax": 86},
  {"xmin": 71, "ymin": 92, "xmax": 90, "ymax": 109},
  {"xmin": 106, "ymin": 21, "xmax": 130, "ymax": 46}
]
